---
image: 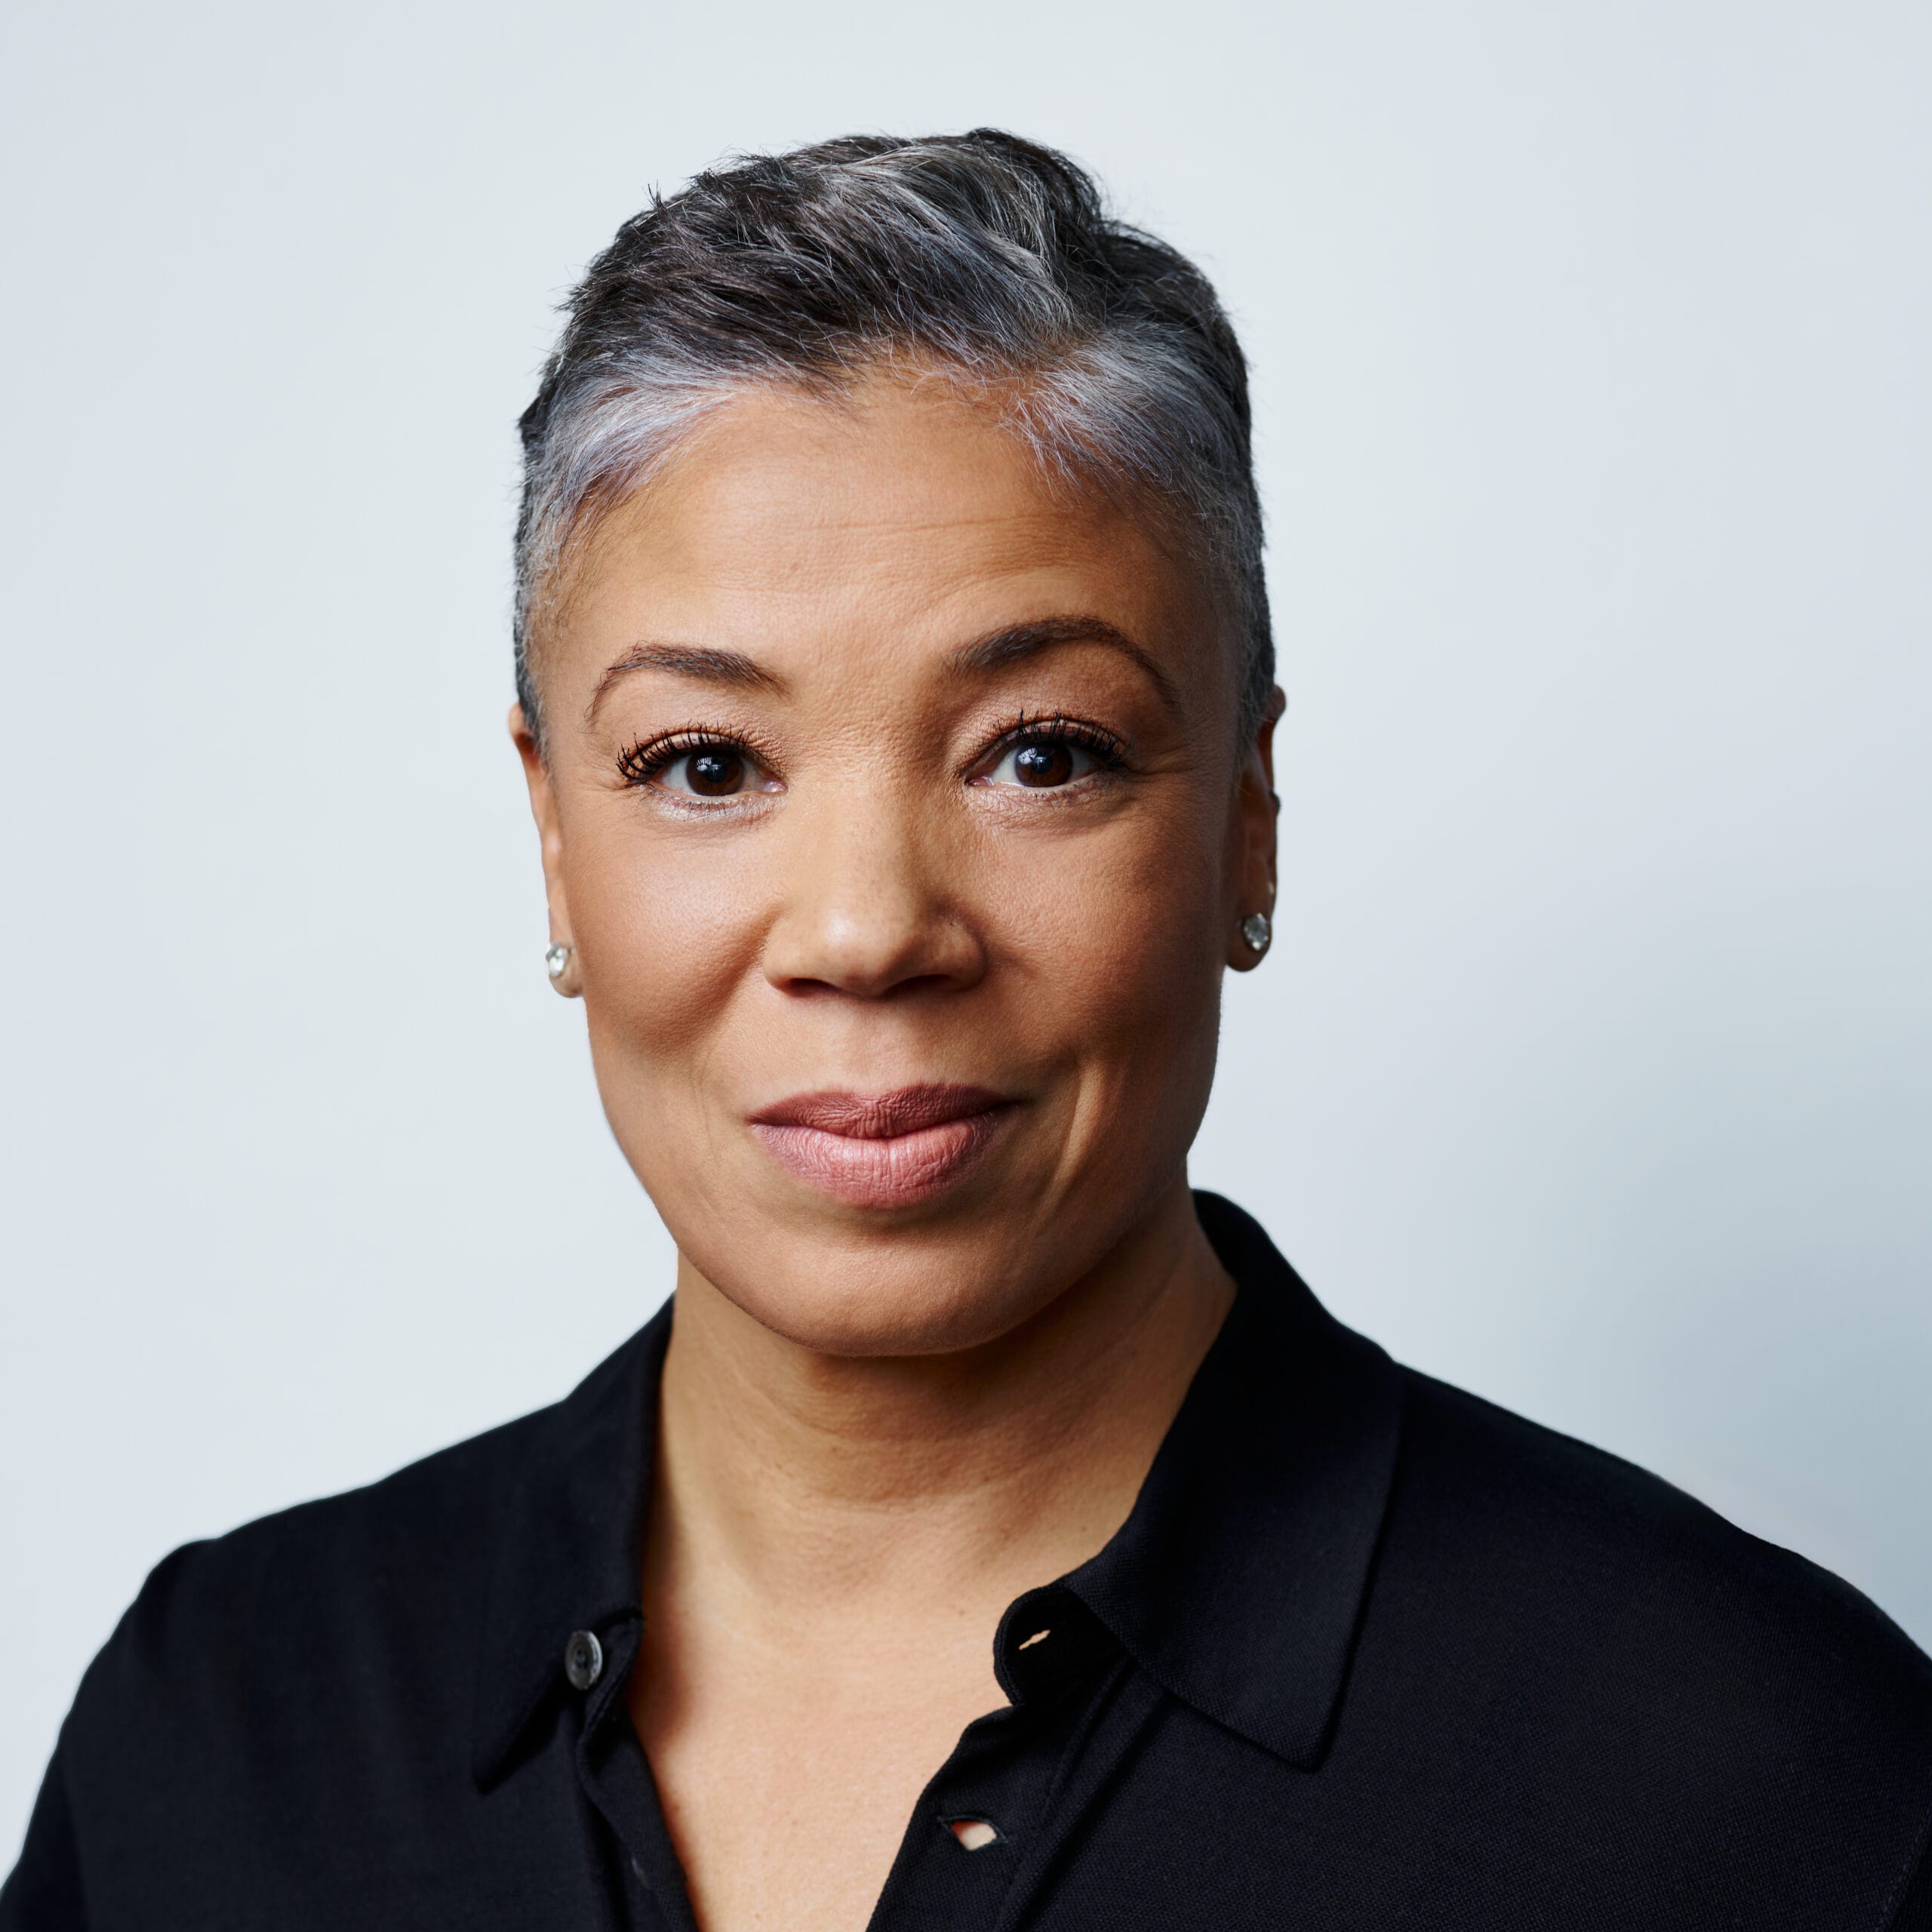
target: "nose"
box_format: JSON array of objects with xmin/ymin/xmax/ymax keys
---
[{"xmin": 761, "ymin": 786, "xmax": 986, "ymax": 1000}]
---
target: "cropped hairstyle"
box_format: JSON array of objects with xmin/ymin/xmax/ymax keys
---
[{"xmin": 514, "ymin": 130, "xmax": 1272, "ymax": 748}]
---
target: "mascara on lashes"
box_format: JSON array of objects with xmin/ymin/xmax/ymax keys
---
[{"xmin": 613, "ymin": 710, "xmax": 1131, "ymax": 798}]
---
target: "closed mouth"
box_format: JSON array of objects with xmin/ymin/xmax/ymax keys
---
[{"xmin": 746, "ymin": 1084, "xmax": 1015, "ymax": 1207}]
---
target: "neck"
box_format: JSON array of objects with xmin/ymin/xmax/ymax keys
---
[{"xmin": 648, "ymin": 1175, "xmax": 1233, "ymax": 1636}]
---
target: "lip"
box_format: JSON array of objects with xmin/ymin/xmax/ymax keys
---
[{"xmin": 747, "ymin": 1083, "xmax": 1015, "ymax": 1209}]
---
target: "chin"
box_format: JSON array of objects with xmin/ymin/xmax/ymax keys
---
[{"xmin": 685, "ymin": 1220, "xmax": 1067, "ymax": 1359}]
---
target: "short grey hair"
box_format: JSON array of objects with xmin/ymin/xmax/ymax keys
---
[{"xmin": 514, "ymin": 131, "xmax": 1272, "ymax": 749}]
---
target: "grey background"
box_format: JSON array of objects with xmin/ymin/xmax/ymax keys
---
[{"xmin": 4, "ymin": 0, "xmax": 1927, "ymax": 1854}]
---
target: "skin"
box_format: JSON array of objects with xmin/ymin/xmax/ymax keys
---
[{"xmin": 513, "ymin": 373, "xmax": 1281, "ymax": 1932}]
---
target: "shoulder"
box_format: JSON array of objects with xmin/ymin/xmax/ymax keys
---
[
  {"xmin": 17, "ymin": 1321, "xmax": 665, "ymax": 1924},
  {"xmin": 82, "ymin": 1309, "xmax": 660, "ymax": 1709},
  {"xmin": 1371, "ymin": 1366, "xmax": 1932, "ymax": 1889},
  {"xmin": 59, "ymin": 1393, "xmax": 560, "ymax": 1813},
  {"xmin": 126, "ymin": 1402, "xmax": 539, "ymax": 1635},
  {"xmin": 1391, "ymin": 1366, "xmax": 1930, "ymax": 1697}
]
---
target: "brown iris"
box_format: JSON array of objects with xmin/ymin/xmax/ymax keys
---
[
  {"xmin": 1012, "ymin": 739, "xmax": 1074, "ymax": 787},
  {"xmin": 686, "ymin": 750, "xmax": 746, "ymax": 796}
]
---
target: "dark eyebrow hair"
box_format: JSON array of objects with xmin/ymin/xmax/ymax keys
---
[
  {"xmin": 585, "ymin": 641, "xmax": 785, "ymax": 727},
  {"xmin": 946, "ymin": 615, "xmax": 1180, "ymax": 712}
]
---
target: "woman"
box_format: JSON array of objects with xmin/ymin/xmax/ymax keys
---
[{"xmin": 5, "ymin": 131, "xmax": 1928, "ymax": 1932}]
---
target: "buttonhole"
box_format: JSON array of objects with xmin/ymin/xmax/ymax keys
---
[
  {"xmin": 1017, "ymin": 1628, "xmax": 1051, "ymax": 1650},
  {"xmin": 946, "ymin": 1818, "xmax": 1001, "ymax": 1852}
]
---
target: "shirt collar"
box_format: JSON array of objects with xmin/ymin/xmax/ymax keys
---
[
  {"xmin": 472, "ymin": 1190, "xmax": 1404, "ymax": 1787},
  {"xmin": 470, "ymin": 1311, "xmax": 667, "ymax": 1788},
  {"xmin": 1064, "ymin": 1192, "xmax": 1404, "ymax": 1767}
]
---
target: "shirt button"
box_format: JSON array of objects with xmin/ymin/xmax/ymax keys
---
[{"xmin": 564, "ymin": 1629, "xmax": 604, "ymax": 1691}]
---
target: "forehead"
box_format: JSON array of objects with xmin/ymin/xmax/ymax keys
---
[{"xmin": 546, "ymin": 377, "xmax": 1227, "ymax": 702}]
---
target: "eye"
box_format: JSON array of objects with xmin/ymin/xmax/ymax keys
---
[
  {"xmin": 617, "ymin": 731, "xmax": 777, "ymax": 803},
  {"xmin": 981, "ymin": 721, "xmax": 1121, "ymax": 791},
  {"xmin": 661, "ymin": 746, "xmax": 754, "ymax": 797}
]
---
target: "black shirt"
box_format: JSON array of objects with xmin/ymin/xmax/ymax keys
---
[{"xmin": 7, "ymin": 1193, "xmax": 1931, "ymax": 1929}]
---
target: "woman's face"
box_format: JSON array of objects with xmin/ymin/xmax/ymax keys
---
[{"xmin": 518, "ymin": 376, "xmax": 1278, "ymax": 1356}]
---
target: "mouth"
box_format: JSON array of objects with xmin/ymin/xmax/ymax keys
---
[{"xmin": 747, "ymin": 1083, "xmax": 1017, "ymax": 1209}]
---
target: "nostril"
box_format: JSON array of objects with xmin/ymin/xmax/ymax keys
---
[{"xmin": 946, "ymin": 1818, "xmax": 1001, "ymax": 1851}]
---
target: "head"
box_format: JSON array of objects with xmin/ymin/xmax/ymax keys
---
[{"xmin": 512, "ymin": 131, "xmax": 1281, "ymax": 1357}]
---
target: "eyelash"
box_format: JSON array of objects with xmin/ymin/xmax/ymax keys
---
[
  {"xmin": 612, "ymin": 711, "xmax": 1129, "ymax": 795},
  {"xmin": 614, "ymin": 726, "xmax": 763, "ymax": 791},
  {"xmin": 980, "ymin": 711, "xmax": 1128, "ymax": 778}
]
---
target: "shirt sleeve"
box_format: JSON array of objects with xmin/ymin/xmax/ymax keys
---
[{"xmin": 0, "ymin": 1740, "xmax": 89, "ymax": 1931}]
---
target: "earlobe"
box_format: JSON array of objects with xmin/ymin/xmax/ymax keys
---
[
  {"xmin": 1227, "ymin": 909, "xmax": 1275, "ymax": 973},
  {"xmin": 510, "ymin": 703, "xmax": 578, "ymax": 991},
  {"xmin": 1227, "ymin": 685, "xmax": 1284, "ymax": 973},
  {"xmin": 545, "ymin": 940, "xmax": 583, "ymax": 998}
]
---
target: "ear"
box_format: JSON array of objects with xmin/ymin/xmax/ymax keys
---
[
  {"xmin": 510, "ymin": 704, "xmax": 577, "ymax": 979},
  {"xmin": 1226, "ymin": 684, "xmax": 1284, "ymax": 973}
]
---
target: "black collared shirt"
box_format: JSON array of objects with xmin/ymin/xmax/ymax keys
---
[{"xmin": 7, "ymin": 1194, "xmax": 1932, "ymax": 1929}]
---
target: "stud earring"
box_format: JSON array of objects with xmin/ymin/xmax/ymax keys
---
[
  {"xmin": 1240, "ymin": 912, "xmax": 1272, "ymax": 955},
  {"xmin": 545, "ymin": 941, "xmax": 574, "ymax": 989}
]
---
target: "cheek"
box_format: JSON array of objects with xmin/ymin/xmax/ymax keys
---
[
  {"xmin": 562, "ymin": 805, "xmax": 766, "ymax": 1085},
  {"xmin": 988, "ymin": 791, "xmax": 1232, "ymax": 1073}
]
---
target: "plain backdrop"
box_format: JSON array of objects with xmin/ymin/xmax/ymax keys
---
[{"xmin": 4, "ymin": 0, "xmax": 1928, "ymax": 1854}]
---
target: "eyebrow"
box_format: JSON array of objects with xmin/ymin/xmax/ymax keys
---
[
  {"xmin": 584, "ymin": 641, "xmax": 786, "ymax": 728},
  {"xmin": 946, "ymin": 615, "xmax": 1180, "ymax": 711},
  {"xmin": 584, "ymin": 614, "xmax": 1177, "ymax": 728}
]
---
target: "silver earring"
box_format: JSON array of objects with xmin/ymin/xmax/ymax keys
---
[
  {"xmin": 1240, "ymin": 912, "xmax": 1272, "ymax": 955},
  {"xmin": 545, "ymin": 942, "xmax": 574, "ymax": 982}
]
